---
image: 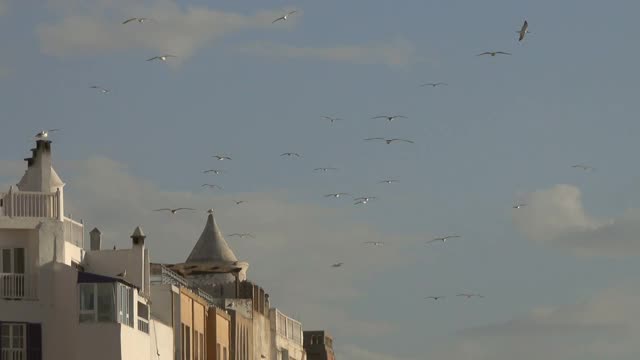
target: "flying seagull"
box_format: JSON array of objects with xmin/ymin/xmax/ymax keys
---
[
  {"xmin": 364, "ymin": 241, "xmax": 384, "ymax": 246},
  {"xmin": 378, "ymin": 179, "xmax": 399, "ymax": 184},
  {"xmin": 123, "ymin": 17, "xmax": 150, "ymax": 24},
  {"xmin": 372, "ymin": 115, "xmax": 407, "ymax": 122},
  {"xmin": 425, "ymin": 296, "xmax": 445, "ymax": 301},
  {"xmin": 354, "ymin": 196, "xmax": 376, "ymax": 205},
  {"xmin": 513, "ymin": 203, "xmax": 527, "ymax": 209},
  {"xmin": 364, "ymin": 138, "xmax": 414, "ymax": 144},
  {"xmin": 325, "ymin": 193, "xmax": 350, "ymax": 198},
  {"xmin": 116, "ymin": 270, "xmax": 127, "ymax": 278},
  {"xmin": 90, "ymin": 85, "xmax": 110, "ymax": 94},
  {"xmin": 322, "ymin": 116, "xmax": 343, "ymax": 123},
  {"xmin": 35, "ymin": 129, "xmax": 60, "ymax": 139},
  {"xmin": 203, "ymin": 169, "xmax": 224, "ymax": 175},
  {"xmin": 457, "ymin": 293, "xmax": 484, "ymax": 299},
  {"xmin": 314, "ymin": 167, "xmax": 338, "ymax": 172},
  {"xmin": 273, "ymin": 11, "xmax": 297, "ymax": 23},
  {"xmin": 420, "ymin": 82, "xmax": 447, "ymax": 87},
  {"xmin": 428, "ymin": 235, "xmax": 461, "ymax": 244},
  {"xmin": 517, "ymin": 20, "xmax": 530, "ymax": 42},
  {"xmin": 281, "ymin": 152, "xmax": 301, "ymax": 157},
  {"xmin": 147, "ymin": 54, "xmax": 177, "ymax": 62},
  {"xmin": 213, "ymin": 155, "xmax": 232, "ymax": 161},
  {"xmin": 331, "ymin": 262, "xmax": 344, "ymax": 268},
  {"xmin": 572, "ymin": 164, "xmax": 595, "ymax": 171},
  {"xmin": 228, "ymin": 233, "xmax": 255, "ymax": 239},
  {"xmin": 202, "ymin": 184, "xmax": 222, "ymax": 190},
  {"xmin": 153, "ymin": 208, "xmax": 195, "ymax": 214},
  {"xmin": 477, "ymin": 51, "xmax": 512, "ymax": 57},
  {"xmin": 234, "ymin": 200, "xmax": 246, "ymax": 205}
]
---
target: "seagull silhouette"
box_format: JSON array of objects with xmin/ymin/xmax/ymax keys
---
[
  {"xmin": 203, "ymin": 169, "xmax": 224, "ymax": 175},
  {"xmin": 378, "ymin": 179, "xmax": 399, "ymax": 184},
  {"xmin": 90, "ymin": 85, "xmax": 110, "ymax": 94},
  {"xmin": 273, "ymin": 11, "xmax": 297, "ymax": 23},
  {"xmin": 477, "ymin": 51, "xmax": 511, "ymax": 57},
  {"xmin": 153, "ymin": 208, "xmax": 195, "ymax": 214},
  {"xmin": 322, "ymin": 116, "xmax": 343, "ymax": 123},
  {"xmin": 147, "ymin": 54, "xmax": 177, "ymax": 62},
  {"xmin": 116, "ymin": 270, "xmax": 127, "ymax": 277},
  {"xmin": 123, "ymin": 17, "xmax": 151, "ymax": 24},
  {"xmin": 281, "ymin": 152, "xmax": 301, "ymax": 157},
  {"xmin": 457, "ymin": 293, "xmax": 484, "ymax": 299},
  {"xmin": 572, "ymin": 164, "xmax": 595, "ymax": 171},
  {"xmin": 213, "ymin": 155, "xmax": 232, "ymax": 161},
  {"xmin": 425, "ymin": 296, "xmax": 445, "ymax": 301},
  {"xmin": 364, "ymin": 241, "xmax": 384, "ymax": 246},
  {"xmin": 234, "ymin": 200, "xmax": 246, "ymax": 205},
  {"xmin": 372, "ymin": 115, "xmax": 407, "ymax": 122},
  {"xmin": 35, "ymin": 129, "xmax": 61, "ymax": 139},
  {"xmin": 331, "ymin": 262, "xmax": 344, "ymax": 268},
  {"xmin": 228, "ymin": 233, "xmax": 255, "ymax": 239},
  {"xmin": 428, "ymin": 235, "xmax": 461, "ymax": 244},
  {"xmin": 314, "ymin": 167, "xmax": 338, "ymax": 172},
  {"xmin": 364, "ymin": 138, "xmax": 414, "ymax": 144},
  {"xmin": 420, "ymin": 82, "xmax": 447, "ymax": 87},
  {"xmin": 513, "ymin": 203, "xmax": 527, "ymax": 209},
  {"xmin": 517, "ymin": 20, "xmax": 530, "ymax": 42},
  {"xmin": 202, "ymin": 184, "xmax": 222, "ymax": 190},
  {"xmin": 324, "ymin": 193, "xmax": 350, "ymax": 198}
]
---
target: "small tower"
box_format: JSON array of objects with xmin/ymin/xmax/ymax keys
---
[
  {"xmin": 89, "ymin": 228, "xmax": 102, "ymax": 251},
  {"xmin": 131, "ymin": 226, "xmax": 146, "ymax": 246}
]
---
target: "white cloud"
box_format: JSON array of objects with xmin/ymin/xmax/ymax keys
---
[
  {"xmin": 437, "ymin": 289, "xmax": 640, "ymax": 360},
  {"xmin": 37, "ymin": 0, "xmax": 295, "ymax": 61},
  {"xmin": 239, "ymin": 38, "xmax": 418, "ymax": 67},
  {"xmin": 48, "ymin": 156, "xmax": 411, "ymax": 336},
  {"xmin": 512, "ymin": 184, "xmax": 640, "ymax": 255}
]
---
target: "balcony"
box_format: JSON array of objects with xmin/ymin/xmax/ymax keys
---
[
  {"xmin": 1, "ymin": 349, "xmax": 26, "ymax": 360},
  {"xmin": 0, "ymin": 188, "xmax": 61, "ymax": 219},
  {"xmin": 0, "ymin": 273, "xmax": 37, "ymax": 300},
  {"xmin": 64, "ymin": 217, "xmax": 85, "ymax": 248}
]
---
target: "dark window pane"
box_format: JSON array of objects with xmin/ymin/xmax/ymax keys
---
[{"xmin": 13, "ymin": 248, "xmax": 25, "ymax": 274}]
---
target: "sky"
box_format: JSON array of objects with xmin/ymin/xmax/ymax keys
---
[{"xmin": 2, "ymin": 0, "xmax": 640, "ymax": 359}]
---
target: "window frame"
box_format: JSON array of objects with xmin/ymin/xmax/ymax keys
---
[
  {"xmin": 0, "ymin": 323, "xmax": 26, "ymax": 352},
  {"xmin": 1, "ymin": 247, "xmax": 26, "ymax": 274}
]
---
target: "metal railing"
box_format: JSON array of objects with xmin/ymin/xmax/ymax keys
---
[
  {"xmin": 0, "ymin": 273, "xmax": 37, "ymax": 300},
  {"xmin": 0, "ymin": 188, "xmax": 61, "ymax": 219},
  {"xmin": 138, "ymin": 319, "xmax": 149, "ymax": 334},
  {"xmin": 150, "ymin": 265, "xmax": 189, "ymax": 287},
  {"xmin": 63, "ymin": 217, "xmax": 84, "ymax": 248},
  {"xmin": 1, "ymin": 349, "xmax": 26, "ymax": 360}
]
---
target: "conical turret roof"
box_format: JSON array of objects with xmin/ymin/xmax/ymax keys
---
[{"xmin": 186, "ymin": 212, "xmax": 238, "ymax": 263}]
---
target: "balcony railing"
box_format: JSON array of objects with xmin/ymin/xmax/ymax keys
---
[
  {"xmin": 0, "ymin": 273, "xmax": 37, "ymax": 300},
  {"xmin": 1, "ymin": 349, "xmax": 26, "ymax": 360},
  {"xmin": 0, "ymin": 187, "xmax": 61, "ymax": 219},
  {"xmin": 64, "ymin": 217, "xmax": 84, "ymax": 248}
]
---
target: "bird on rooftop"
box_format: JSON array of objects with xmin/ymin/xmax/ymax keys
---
[
  {"xmin": 378, "ymin": 179, "xmax": 399, "ymax": 184},
  {"xmin": 513, "ymin": 203, "xmax": 527, "ymax": 209},
  {"xmin": 35, "ymin": 129, "xmax": 60, "ymax": 139},
  {"xmin": 153, "ymin": 208, "xmax": 195, "ymax": 214},
  {"xmin": 517, "ymin": 20, "xmax": 530, "ymax": 42},
  {"xmin": 426, "ymin": 296, "xmax": 445, "ymax": 301},
  {"xmin": 364, "ymin": 138, "xmax": 414, "ymax": 144},
  {"xmin": 202, "ymin": 184, "xmax": 222, "ymax": 190},
  {"xmin": 116, "ymin": 270, "xmax": 126, "ymax": 277},
  {"xmin": 420, "ymin": 82, "xmax": 447, "ymax": 87},
  {"xmin": 213, "ymin": 155, "xmax": 232, "ymax": 161},
  {"xmin": 314, "ymin": 167, "xmax": 338, "ymax": 172},
  {"xmin": 457, "ymin": 293, "xmax": 484, "ymax": 299},
  {"xmin": 322, "ymin": 116, "xmax": 343, "ymax": 123},
  {"xmin": 364, "ymin": 241, "xmax": 384, "ymax": 246},
  {"xmin": 477, "ymin": 51, "xmax": 511, "ymax": 57},
  {"xmin": 372, "ymin": 115, "xmax": 407, "ymax": 122},
  {"xmin": 331, "ymin": 262, "xmax": 344, "ymax": 268},
  {"xmin": 147, "ymin": 54, "xmax": 177, "ymax": 62},
  {"xmin": 273, "ymin": 11, "xmax": 296, "ymax": 23},
  {"xmin": 90, "ymin": 85, "xmax": 110, "ymax": 94},
  {"xmin": 203, "ymin": 169, "xmax": 224, "ymax": 175},
  {"xmin": 324, "ymin": 193, "xmax": 350, "ymax": 198},
  {"xmin": 572, "ymin": 164, "xmax": 595, "ymax": 171},
  {"xmin": 207, "ymin": 209, "xmax": 215, "ymax": 214},
  {"xmin": 428, "ymin": 235, "xmax": 461, "ymax": 244},
  {"xmin": 122, "ymin": 17, "xmax": 150, "ymax": 24},
  {"xmin": 281, "ymin": 152, "xmax": 301, "ymax": 157},
  {"xmin": 228, "ymin": 233, "xmax": 255, "ymax": 239}
]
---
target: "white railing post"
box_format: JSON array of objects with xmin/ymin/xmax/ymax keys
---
[
  {"xmin": 55, "ymin": 188, "xmax": 62, "ymax": 220},
  {"xmin": 8, "ymin": 186, "xmax": 14, "ymax": 218}
]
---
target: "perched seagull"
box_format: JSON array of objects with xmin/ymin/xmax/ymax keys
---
[
  {"xmin": 207, "ymin": 209, "xmax": 215, "ymax": 214},
  {"xmin": 331, "ymin": 262, "xmax": 344, "ymax": 268},
  {"xmin": 378, "ymin": 179, "xmax": 399, "ymax": 184},
  {"xmin": 203, "ymin": 169, "xmax": 224, "ymax": 175},
  {"xmin": 122, "ymin": 17, "xmax": 150, "ymax": 24},
  {"xmin": 457, "ymin": 293, "xmax": 484, "ymax": 299},
  {"xmin": 364, "ymin": 241, "xmax": 384, "ymax": 246},
  {"xmin": 281, "ymin": 152, "xmax": 301, "ymax": 157},
  {"xmin": 314, "ymin": 167, "xmax": 338, "ymax": 172},
  {"xmin": 517, "ymin": 20, "xmax": 530, "ymax": 42},
  {"xmin": 35, "ymin": 129, "xmax": 60, "ymax": 139},
  {"xmin": 428, "ymin": 235, "xmax": 461, "ymax": 244},
  {"xmin": 364, "ymin": 138, "xmax": 414, "ymax": 144},
  {"xmin": 213, "ymin": 155, "xmax": 232, "ymax": 161},
  {"xmin": 322, "ymin": 116, "xmax": 343, "ymax": 123},
  {"xmin": 202, "ymin": 184, "xmax": 222, "ymax": 190},
  {"xmin": 324, "ymin": 193, "xmax": 350, "ymax": 198},
  {"xmin": 477, "ymin": 51, "xmax": 512, "ymax": 57},
  {"xmin": 420, "ymin": 82, "xmax": 447, "ymax": 87},
  {"xmin": 147, "ymin": 54, "xmax": 177, "ymax": 62},
  {"xmin": 153, "ymin": 208, "xmax": 195, "ymax": 214},
  {"xmin": 228, "ymin": 233, "xmax": 255, "ymax": 238},
  {"xmin": 273, "ymin": 10, "xmax": 297, "ymax": 23},
  {"xmin": 234, "ymin": 200, "xmax": 246, "ymax": 205},
  {"xmin": 425, "ymin": 296, "xmax": 445, "ymax": 301},
  {"xmin": 116, "ymin": 270, "xmax": 127, "ymax": 278},
  {"xmin": 90, "ymin": 85, "xmax": 110, "ymax": 94},
  {"xmin": 513, "ymin": 203, "xmax": 527, "ymax": 209},
  {"xmin": 572, "ymin": 164, "xmax": 595, "ymax": 171},
  {"xmin": 372, "ymin": 115, "xmax": 407, "ymax": 122}
]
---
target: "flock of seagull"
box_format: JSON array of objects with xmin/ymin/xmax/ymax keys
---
[{"xmin": 31, "ymin": 12, "xmax": 598, "ymax": 304}]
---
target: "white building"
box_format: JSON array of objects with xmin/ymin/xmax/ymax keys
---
[
  {"xmin": 0, "ymin": 140, "xmax": 152, "ymax": 360},
  {"xmin": 270, "ymin": 309, "xmax": 305, "ymax": 360}
]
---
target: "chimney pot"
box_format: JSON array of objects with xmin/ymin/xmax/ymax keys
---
[{"xmin": 90, "ymin": 228, "xmax": 102, "ymax": 251}]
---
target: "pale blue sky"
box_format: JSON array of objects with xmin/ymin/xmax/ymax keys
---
[{"xmin": 2, "ymin": 0, "xmax": 640, "ymax": 359}]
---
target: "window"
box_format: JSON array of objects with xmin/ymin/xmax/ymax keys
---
[
  {"xmin": 1, "ymin": 324, "xmax": 25, "ymax": 355},
  {"xmin": 216, "ymin": 343, "xmax": 221, "ymax": 360},
  {"xmin": 184, "ymin": 325, "xmax": 191, "ymax": 360},
  {"xmin": 138, "ymin": 302, "xmax": 149, "ymax": 333},
  {"xmin": 194, "ymin": 332, "xmax": 198, "ymax": 360},
  {"xmin": 117, "ymin": 284, "xmax": 133, "ymax": 327},
  {"xmin": 199, "ymin": 333, "xmax": 204, "ymax": 360},
  {"xmin": 223, "ymin": 347, "xmax": 227, "ymax": 360},
  {"xmin": 1, "ymin": 248, "xmax": 25, "ymax": 274},
  {"xmin": 79, "ymin": 283, "xmax": 127, "ymax": 324},
  {"xmin": 79, "ymin": 283, "xmax": 96, "ymax": 322},
  {"xmin": 182, "ymin": 325, "xmax": 186, "ymax": 360}
]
